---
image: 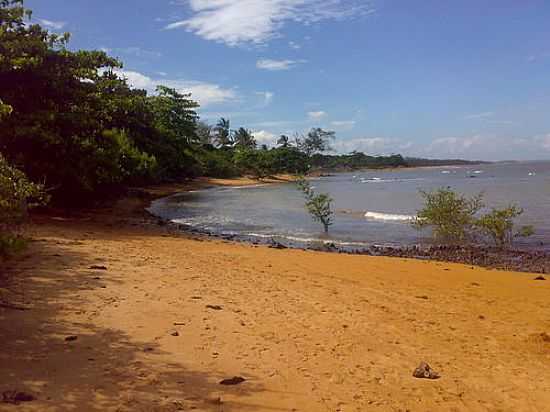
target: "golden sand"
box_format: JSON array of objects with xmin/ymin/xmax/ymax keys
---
[{"xmin": 1, "ymin": 178, "xmax": 549, "ymax": 411}]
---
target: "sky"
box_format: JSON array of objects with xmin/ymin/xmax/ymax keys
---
[{"xmin": 26, "ymin": 0, "xmax": 550, "ymax": 160}]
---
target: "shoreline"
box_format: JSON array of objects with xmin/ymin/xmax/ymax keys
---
[
  {"xmin": 1, "ymin": 177, "xmax": 549, "ymax": 411},
  {"xmin": 146, "ymin": 177, "xmax": 550, "ymax": 275}
]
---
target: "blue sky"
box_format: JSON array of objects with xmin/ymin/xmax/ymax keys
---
[{"xmin": 26, "ymin": 0, "xmax": 550, "ymax": 160}]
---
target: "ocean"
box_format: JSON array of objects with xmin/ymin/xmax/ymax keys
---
[{"xmin": 148, "ymin": 161, "xmax": 550, "ymax": 250}]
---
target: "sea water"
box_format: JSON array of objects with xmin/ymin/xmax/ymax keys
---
[{"xmin": 148, "ymin": 161, "xmax": 550, "ymax": 250}]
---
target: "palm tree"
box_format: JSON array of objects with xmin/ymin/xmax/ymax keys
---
[
  {"xmin": 234, "ymin": 127, "xmax": 256, "ymax": 149},
  {"xmin": 214, "ymin": 117, "xmax": 232, "ymax": 148}
]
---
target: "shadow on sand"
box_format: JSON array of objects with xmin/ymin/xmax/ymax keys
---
[{"xmin": 0, "ymin": 225, "xmax": 276, "ymax": 412}]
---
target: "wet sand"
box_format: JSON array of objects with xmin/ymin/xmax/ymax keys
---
[{"xmin": 1, "ymin": 178, "xmax": 549, "ymax": 411}]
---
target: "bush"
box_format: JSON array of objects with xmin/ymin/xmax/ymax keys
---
[
  {"xmin": 413, "ymin": 187, "xmax": 483, "ymax": 244},
  {"xmin": 475, "ymin": 205, "xmax": 534, "ymax": 248},
  {"xmin": 0, "ymin": 154, "xmax": 47, "ymax": 257},
  {"xmin": 414, "ymin": 187, "xmax": 534, "ymax": 248}
]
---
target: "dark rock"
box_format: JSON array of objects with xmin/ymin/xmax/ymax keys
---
[
  {"xmin": 534, "ymin": 275, "xmax": 546, "ymax": 281},
  {"xmin": 412, "ymin": 362, "xmax": 440, "ymax": 379},
  {"xmin": 171, "ymin": 331, "xmax": 180, "ymax": 337},
  {"xmin": 415, "ymin": 295, "xmax": 429, "ymax": 300},
  {"xmin": 219, "ymin": 376, "xmax": 246, "ymax": 385},
  {"xmin": 65, "ymin": 335, "xmax": 78, "ymax": 342},
  {"xmin": 269, "ymin": 242, "xmax": 287, "ymax": 249},
  {"xmin": 2, "ymin": 391, "xmax": 35, "ymax": 404},
  {"xmin": 89, "ymin": 265, "xmax": 107, "ymax": 270},
  {"xmin": 206, "ymin": 305, "xmax": 223, "ymax": 311}
]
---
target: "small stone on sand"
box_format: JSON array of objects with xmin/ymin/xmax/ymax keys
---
[
  {"xmin": 412, "ymin": 362, "xmax": 440, "ymax": 379},
  {"xmin": 219, "ymin": 376, "xmax": 246, "ymax": 385}
]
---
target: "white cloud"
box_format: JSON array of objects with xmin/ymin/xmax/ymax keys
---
[
  {"xmin": 167, "ymin": 0, "xmax": 374, "ymax": 46},
  {"xmin": 256, "ymin": 58, "xmax": 306, "ymax": 71},
  {"xmin": 38, "ymin": 19, "xmax": 66, "ymax": 30},
  {"xmin": 426, "ymin": 135, "xmax": 489, "ymax": 157},
  {"xmin": 464, "ymin": 111, "xmax": 494, "ymax": 120},
  {"xmin": 329, "ymin": 133, "xmax": 550, "ymax": 160},
  {"xmin": 255, "ymin": 91, "xmax": 274, "ymax": 106},
  {"xmin": 334, "ymin": 137, "xmax": 411, "ymax": 155},
  {"xmin": 330, "ymin": 120, "xmax": 356, "ymax": 130},
  {"xmin": 288, "ymin": 41, "xmax": 301, "ymax": 49},
  {"xmin": 308, "ymin": 111, "xmax": 327, "ymax": 120},
  {"xmin": 116, "ymin": 47, "xmax": 162, "ymax": 59},
  {"xmin": 252, "ymin": 130, "xmax": 277, "ymax": 146},
  {"xmin": 112, "ymin": 69, "xmax": 237, "ymax": 107}
]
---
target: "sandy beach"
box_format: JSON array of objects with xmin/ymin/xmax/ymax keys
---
[{"xmin": 1, "ymin": 178, "xmax": 549, "ymax": 412}]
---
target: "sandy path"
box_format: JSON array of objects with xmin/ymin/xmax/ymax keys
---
[{"xmin": 1, "ymin": 197, "xmax": 549, "ymax": 411}]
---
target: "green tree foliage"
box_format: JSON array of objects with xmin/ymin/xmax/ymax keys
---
[
  {"xmin": 277, "ymin": 135, "xmax": 290, "ymax": 148},
  {"xmin": 233, "ymin": 127, "xmax": 256, "ymax": 149},
  {"xmin": 296, "ymin": 128, "xmax": 335, "ymax": 157},
  {"xmin": 270, "ymin": 147, "xmax": 309, "ymax": 175},
  {"xmin": 0, "ymin": 0, "xmax": 419, "ymax": 210},
  {"xmin": 146, "ymin": 85, "xmax": 201, "ymax": 178},
  {"xmin": 296, "ymin": 177, "xmax": 334, "ymax": 233},
  {"xmin": 475, "ymin": 206, "xmax": 534, "ymax": 248},
  {"xmin": 0, "ymin": 99, "xmax": 12, "ymax": 118},
  {"xmin": 195, "ymin": 147, "xmax": 239, "ymax": 178},
  {"xmin": 234, "ymin": 149, "xmax": 273, "ymax": 179},
  {"xmin": 413, "ymin": 187, "xmax": 484, "ymax": 243},
  {"xmin": 0, "ymin": 1, "xmax": 203, "ymax": 203},
  {"xmin": 414, "ymin": 188, "xmax": 534, "ymax": 248},
  {"xmin": 311, "ymin": 152, "xmax": 407, "ymax": 170},
  {"xmin": 0, "ymin": 154, "xmax": 46, "ymax": 227},
  {"xmin": 0, "ymin": 154, "xmax": 47, "ymax": 256}
]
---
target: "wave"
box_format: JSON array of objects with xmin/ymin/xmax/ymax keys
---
[
  {"xmin": 244, "ymin": 232, "xmax": 377, "ymax": 248},
  {"xmin": 359, "ymin": 177, "xmax": 425, "ymax": 183},
  {"xmin": 364, "ymin": 211, "xmax": 416, "ymax": 222}
]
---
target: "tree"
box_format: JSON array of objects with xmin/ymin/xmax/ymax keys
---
[
  {"xmin": 296, "ymin": 128, "xmax": 336, "ymax": 157},
  {"xmin": 233, "ymin": 127, "xmax": 256, "ymax": 149},
  {"xmin": 475, "ymin": 205, "xmax": 534, "ymax": 248},
  {"xmin": 148, "ymin": 85, "xmax": 199, "ymax": 145},
  {"xmin": 277, "ymin": 134, "xmax": 290, "ymax": 148},
  {"xmin": 412, "ymin": 187, "xmax": 484, "ymax": 244},
  {"xmin": 234, "ymin": 149, "xmax": 273, "ymax": 179},
  {"xmin": 214, "ymin": 117, "xmax": 233, "ymax": 148},
  {"xmin": 296, "ymin": 177, "xmax": 334, "ymax": 233},
  {"xmin": 270, "ymin": 147, "xmax": 309, "ymax": 174}
]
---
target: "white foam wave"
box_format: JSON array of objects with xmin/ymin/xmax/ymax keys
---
[
  {"xmin": 359, "ymin": 177, "xmax": 425, "ymax": 184},
  {"xmin": 364, "ymin": 211, "xmax": 416, "ymax": 222},
  {"xmin": 245, "ymin": 233, "xmax": 372, "ymax": 247}
]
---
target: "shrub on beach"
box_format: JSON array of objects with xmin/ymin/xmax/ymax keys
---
[
  {"xmin": 475, "ymin": 206, "xmax": 534, "ymax": 248},
  {"xmin": 412, "ymin": 187, "xmax": 483, "ymax": 244},
  {"xmin": 413, "ymin": 187, "xmax": 534, "ymax": 248},
  {"xmin": 0, "ymin": 154, "xmax": 48, "ymax": 257}
]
